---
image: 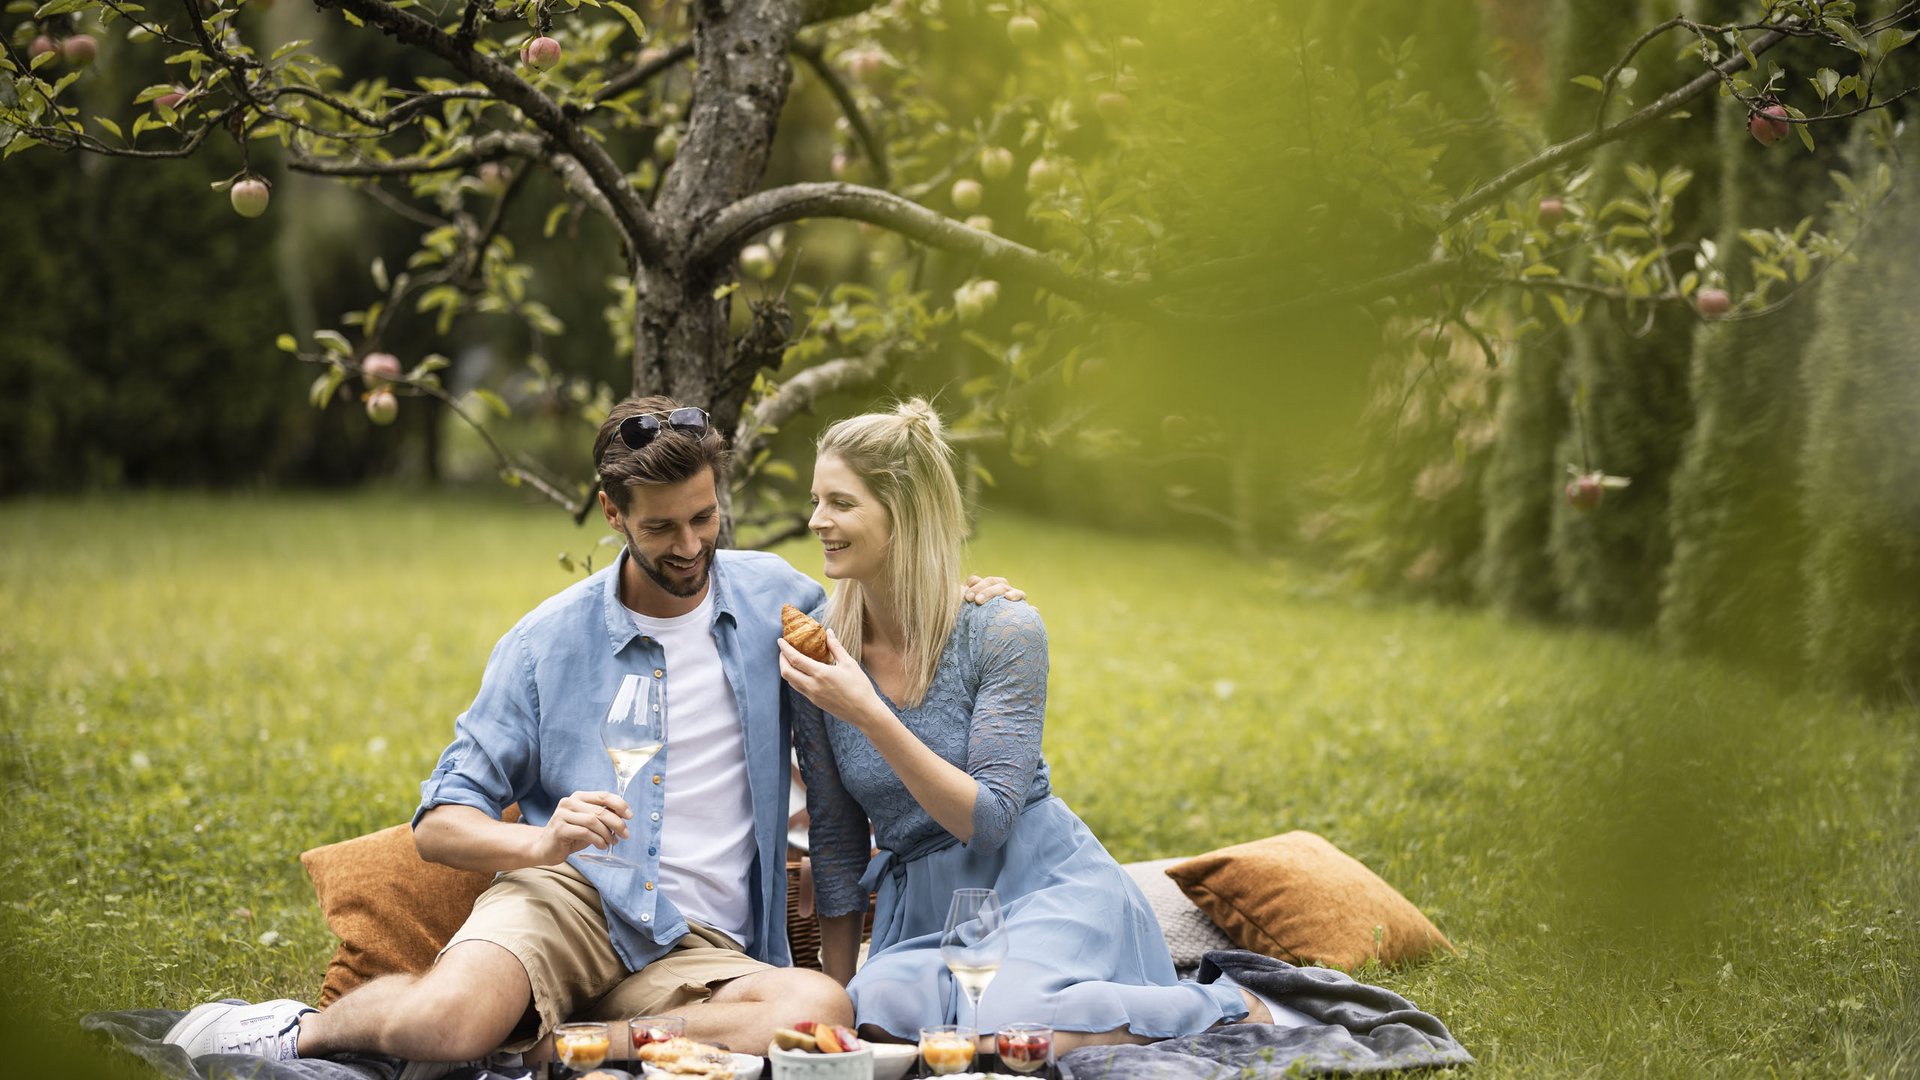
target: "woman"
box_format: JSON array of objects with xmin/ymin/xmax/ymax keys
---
[{"xmin": 777, "ymin": 400, "xmax": 1266, "ymax": 1050}]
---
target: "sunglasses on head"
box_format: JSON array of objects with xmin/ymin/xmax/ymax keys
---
[{"xmin": 618, "ymin": 407, "xmax": 711, "ymax": 450}]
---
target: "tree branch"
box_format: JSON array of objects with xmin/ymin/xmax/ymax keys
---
[
  {"xmin": 594, "ymin": 41, "xmax": 694, "ymax": 103},
  {"xmin": 316, "ymin": 0, "xmax": 664, "ymax": 263},
  {"xmin": 791, "ymin": 39, "xmax": 890, "ymax": 187},
  {"xmin": 287, "ymin": 129, "xmax": 527, "ymax": 176},
  {"xmin": 1444, "ymin": 22, "xmax": 1794, "ymax": 227},
  {"xmin": 734, "ymin": 348, "xmax": 893, "ymax": 455},
  {"xmin": 693, "ymin": 181, "xmax": 1144, "ymax": 310}
]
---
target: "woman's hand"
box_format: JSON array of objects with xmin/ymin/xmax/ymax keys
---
[{"xmin": 779, "ymin": 630, "xmax": 889, "ymax": 733}]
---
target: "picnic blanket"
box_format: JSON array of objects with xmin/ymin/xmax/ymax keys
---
[
  {"xmin": 79, "ymin": 1008, "xmax": 522, "ymax": 1080},
  {"xmin": 1056, "ymin": 951, "xmax": 1473, "ymax": 1079},
  {"xmin": 85, "ymin": 950, "xmax": 1469, "ymax": 1080}
]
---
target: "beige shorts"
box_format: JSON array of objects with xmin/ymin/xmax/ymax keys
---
[{"xmin": 443, "ymin": 861, "xmax": 773, "ymax": 1052}]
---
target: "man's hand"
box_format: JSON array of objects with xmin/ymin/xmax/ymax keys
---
[
  {"xmin": 528, "ymin": 791, "xmax": 632, "ymax": 866},
  {"xmin": 963, "ymin": 575, "xmax": 1026, "ymax": 605}
]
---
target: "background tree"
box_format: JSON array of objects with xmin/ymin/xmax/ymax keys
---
[
  {"xmin": 1475, "ymin": 0, "xmax": 1639, "ymax": 617},
  {"xmin": 5, "ymin": 1, "xmax": 1918, "ymax": 695}
]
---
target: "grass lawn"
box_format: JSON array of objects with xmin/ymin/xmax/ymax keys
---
[{"xmin": 2, "ymin": 493, "xmax": 1915, "ymax": 1078}]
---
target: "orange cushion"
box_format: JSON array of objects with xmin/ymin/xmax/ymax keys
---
[
  {"xmin": 1165, "ymin": 831, "xmax": 1453, "ymax": 971},
  {"xmin": 300, "ymin": 807, "xmax": 517, "ymax": 1006}
]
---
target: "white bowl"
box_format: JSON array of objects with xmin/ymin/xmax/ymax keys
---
[
  {"xmin": 767, "ymin": 1042, "xmax": 874, "ymax": 1080},
  {"xmin": 868, "ymin": 1043, "xmax": 918, "ymax": 1080}
]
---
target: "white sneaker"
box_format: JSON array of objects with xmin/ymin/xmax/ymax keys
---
[{"xmin": 163, "ymin": 998, "xmax": 315, "ymax": 1060}]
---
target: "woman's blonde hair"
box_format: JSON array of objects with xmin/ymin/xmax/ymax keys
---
[{"xmin": 818, "ymin": 398, "xmax": 965, "ymax": 708}]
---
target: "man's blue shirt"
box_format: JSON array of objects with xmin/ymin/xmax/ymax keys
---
[{"xmin": 414, "ymin": 547, "xmax": 826, "ymax": 970}]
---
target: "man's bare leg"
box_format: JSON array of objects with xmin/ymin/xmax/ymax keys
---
[
  {"xmin": 674, "ymin": 968, "xmax": 852, "ymax": 1052},
  {"xmin": 297, "ymin": 941, "xmax": 533, "ymax": 1062}
]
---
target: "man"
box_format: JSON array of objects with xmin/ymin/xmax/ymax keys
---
[{"xmin": 166, "ymin": 396, "xmax": 1021, "ymax": 1066}]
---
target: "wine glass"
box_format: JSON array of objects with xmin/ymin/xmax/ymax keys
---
[
  {"xmin": 576, "ymin": 672, "xmax": 666, "ymax": 869},
  {"xmin": 940, "ymin": 888, "xmax": 1007, "ymax": 1036}
]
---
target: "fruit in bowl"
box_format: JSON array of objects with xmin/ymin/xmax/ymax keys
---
[
  {"xmin": 771, "ymin": 1020, "xmax": 863, "ymax": 1054},
  {"xmin": 996, "ymin": 1025, "xmax": 1052, "ymax": 1074}
]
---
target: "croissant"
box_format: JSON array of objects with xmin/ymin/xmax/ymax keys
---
[{"xmin": 781, "ymin": 604, "xmax": 833, "ymax": 663}]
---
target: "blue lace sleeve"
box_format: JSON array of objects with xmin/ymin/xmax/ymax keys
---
[
  {"xmin": 964, "ymin": 601, "xmax": 1049, "ymax": 852},
  {"xmin": 791, "ymin": 685, "xmax": 873, "ymax": 917}
]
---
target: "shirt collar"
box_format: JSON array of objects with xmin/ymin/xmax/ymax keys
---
[{"xmin": 600, "ymin": 548, "xmax": 738, "ymax": 654}]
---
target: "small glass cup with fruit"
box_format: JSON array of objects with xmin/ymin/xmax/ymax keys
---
[
  {"xmin": 919, "ymin": 1025, "xmax": 977, "ymax": 1076},
  {"xmin": 554, "ymin": 1022, "xmax": 612, "ymax": 1072},
  {"xmin": 628, "ymin": 1014, "xmax": 687, "ymax": 1058},
  {"xmin": 995, "ymin": 1023, "xmax": 1052, "ymax": 1075}
]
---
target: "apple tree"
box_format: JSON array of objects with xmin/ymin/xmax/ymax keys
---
[{"xmin": 2, "ymin": 0, "xmax": 1915, "ymax": 556}]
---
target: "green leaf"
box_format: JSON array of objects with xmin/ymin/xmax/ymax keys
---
[
  {"xmin": 33, "ymin": 0, "xmax": 97, "ymax": 16},
  {"xmin": 371, "ymin": 257, "xmax": 388, "ymax": 292},
  {"xmin": 92, "ymin": 115, "xmax": 122, "ymax": 140},
  {"xmin": 543, "ymin": 202, "xmax": 568, "ymax": 238},
  {"xmin": 469, "ymin": 387, "xmax": 511, "ymax": 418},
  {"xmin": 713, "ymin": 282, "xmax": 740, "ymax": 301},
  {"xmin": 760, "ymin": 459, "xmax": 798, "ymax": 483},
  {"xmin": 275, "ymin": 333, "xmax": 299, "ymax": 353},
  {"xmin": 605, "ymin": 0, "xmax": 646, "ymax": 41},
  {"xmin": 1811, "ymin": 67, "xmax": 1840, "ymax": 101},
  {"xmin": 270, "ymin": 38, "xmax": 312, "ymax": 62},
  {"xmin": 1570, "ymin": 74, "xmax": 1604, "ymax": 92},
  {"xmin": 312, "ymin": 329, "xmax": 353, "ymax": 355}
]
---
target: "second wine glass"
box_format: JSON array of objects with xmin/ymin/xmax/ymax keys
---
[
  {"xmin": 940, "ymin": 887, "xmax": 1007, "ymax": 1036},
  {"xmin": 576, "ymin": 672, "xmax": 665, "ymax": 869}
]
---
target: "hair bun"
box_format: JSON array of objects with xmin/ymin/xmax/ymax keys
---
[{"xmin": 895, "ymin": 398, "xmax": 944, "ymax": 440}]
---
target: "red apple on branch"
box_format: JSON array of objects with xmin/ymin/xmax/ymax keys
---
[
  {"xmin": 978, "ymin": 146, "xmax": 1014, "ymax": 181},
  {"xmin": 525, "ymin": 36, "xmax": 561, "ymax": 70},
  {"xmin": 365, "ymin": 390, "xmax": 399, "ymax": 426},
  {"xmin": 362, "ymin": 352, "xmax": 401, "ymax": 388},
  {"xmin": 1538, "ymin": 197, "xmax": 1565, "ymax": 228},
  {"xmin": 1006, "ymin": 15, "xmax": 1040, "ymax": 48},
  {"xmin": 1564, "ymin": 467, "xmax": 1631, "ymax": 512},
  {"xmin": 28, "ymin": 35, "xmax": 56, "ymax": 60},
  {"xmin": 1749, "ymin": 103, "xmax": 1791, "ymax": 147},
  {"xmin": 230, "ymin": 177, "xmax": 271, "ymax": 218},
  {"xmin": 951, "ymin": 179, "xmax": 983, "ymax": 211},
  {"xmin": 1694, "ymin": 288, "xmax": 1731, "ymax": 317},
  {"xmin": 61, "ymin": 34, "xmax": 98, "ymax": 66}
]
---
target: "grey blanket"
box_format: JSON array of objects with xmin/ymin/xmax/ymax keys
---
[
  {"xmin": 1056, "ymin": 951, "xmax": 1473, "ymax": 1079},
  {"xmin": 79, "ymin": 1006, "xmax": 526, "ymax": 1080},
  {"xmin": 86, "ymin": 951, "xmax": 1469, "ymax": 1079}
]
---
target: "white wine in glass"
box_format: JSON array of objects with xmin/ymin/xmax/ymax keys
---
[
  {"xmin": 941, "ymin": 888, "xmax": 1007, "ymax": 1033},
  {"xmin": 576, "ymin": 673, "xmax": 666, "ymax": 869}
]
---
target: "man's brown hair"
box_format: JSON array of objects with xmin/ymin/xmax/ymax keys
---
[{"xmin": 593, "ymin": 396, "xmax": 731, "ymax": 511}]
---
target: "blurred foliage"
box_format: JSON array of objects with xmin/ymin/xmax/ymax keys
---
[{"xmin": 4, "ymin": 0, "xmax": 1919, "ymax": 699}]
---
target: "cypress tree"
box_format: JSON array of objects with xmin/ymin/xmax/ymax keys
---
[
  {"xmin": 1546, "ymin": 0, "xmax": 1722, "ymax": 628},
  {"xmin": 1658, "ymin": 23, "xmax": 1833, "ymax": 668},
  {"xmin": 1476, "ymin": 0, "xmax": 1637, "ymax": 616},
  {"xmin": 1797, "ymin": 116, "xmax": 1920, "ymax": 698}
]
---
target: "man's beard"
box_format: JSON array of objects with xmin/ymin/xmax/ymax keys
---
[{"xmin": 627, "ymin": 531, "xmax": 715, "ymax": 598}]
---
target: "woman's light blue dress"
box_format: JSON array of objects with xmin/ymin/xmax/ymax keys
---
[{"xmin": 793, "ymin": 599, "xmax": 1245, "ymax": 1038}]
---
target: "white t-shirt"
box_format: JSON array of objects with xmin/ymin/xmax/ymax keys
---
[{"xmin": 626, "ymin": 589, "xmax": 756, "ymax": 947}]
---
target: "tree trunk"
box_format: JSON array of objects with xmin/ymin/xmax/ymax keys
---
[{"xmin": 615, "ymin": 1, "xmax": 806, "ymax": 546}]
